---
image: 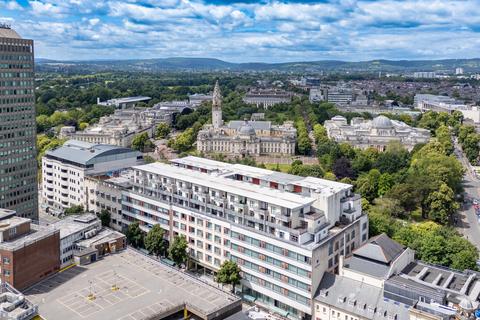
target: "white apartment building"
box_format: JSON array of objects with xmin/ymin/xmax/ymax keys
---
[
  {"xmin": 85, "ymin": 174, "xmax": 133, "ymax": 231},
  {"xmin": 120, "ymin": 156, "xmax": 368, "ymax": 319},
  {"xmin": 41, "ymin": 140, "xmax": 143, "ymax": 213},
  {"xmin": 52, "ymin": 214, "xmax": 101, "ymax": 268}
]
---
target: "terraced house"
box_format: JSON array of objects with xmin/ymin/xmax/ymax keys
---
[{"xmin": 121, "ymin": 156, "xmax": 368, "ymax": 319}]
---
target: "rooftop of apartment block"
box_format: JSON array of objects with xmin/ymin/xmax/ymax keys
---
[
  {"xmin": 45, "ymin": 140, "xmax": 141, "ymax": 166},
  {"xmin": 24, "ymin": 248, "xmax": 241, "ymax": 320},
  {"xmin": 171, "ymin": 156, "xmax": 353, "ymax": 195},
  {"xmin": 134, "ymin": 162, "xmax": 318, "ymax": 210}
]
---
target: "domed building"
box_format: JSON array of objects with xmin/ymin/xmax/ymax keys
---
[
  {"xmin": 324, "ymin": 115, "xmax": 430, "ymax": 151},
  {"xmin": 196, "ymin": 82, "xmax": 297, "ymax": 156}
]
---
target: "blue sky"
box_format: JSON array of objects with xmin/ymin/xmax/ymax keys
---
[{"xmin": 1, "ymin": 0, "xmax": 480, "ymax": 62}]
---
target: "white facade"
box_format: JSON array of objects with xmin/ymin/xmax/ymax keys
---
[
  {"xmin": 415, "ymin": 94, "xmax": 480, "ymax": 123},
  {"xmin": 243, "ymin": 89, "xmax": 292, "ymax": 109},
  {"xmin": 53, "ymin": 214, "xmax": 101, "ymax": 268},
  {"xmin": 41, "ymin": 140, "xmax": 143, "ymax": 212},
  {"xmin": 85, "ymin": 175, "xmax": 132, "ymax": 231},
  {"xmin": 120, "ymin": 156, "xmax": 368, "ymax": 318},
  {"xmin": 60, "ymin": 108, "xmax": 160, "ymax": 147},
  {"xmin": 324, "ymin": 115, "xmax": 430, "ymax": 151},
  {"xmin": 197, "ymin": 83, "xmax": 297, "ymax": 156}
]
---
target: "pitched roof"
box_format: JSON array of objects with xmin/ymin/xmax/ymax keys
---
[{"xmin": 354, "ymin": 233, "xmax": 405, "ymax": 264}]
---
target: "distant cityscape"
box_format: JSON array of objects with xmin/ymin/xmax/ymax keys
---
[{"xmin": 3, "ymin": 18, "xmax": 480, "ymax": 320}]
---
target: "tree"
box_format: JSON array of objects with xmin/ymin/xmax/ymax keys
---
[
  {"xmin": 217, "ymin": 260, "xmax": 242, "ymax": 293},
  {"xmin": 155, "ymin": 123, "xmax": 171, "ymax": 139},
  {"xmin": 426, "ymin": 183, "xmax": 459, "ymax": 225},
  {"xmin": 131, "ymin": 132, "xmax": 154, "ymax": 152},
  {"xmin": 168, "ymin": 235, "xmax": 188, "ymax": 267},
  {"xmin": 355, "ymin": 169, "xmax": 381, "ymax": 202},
  {"xmin": 144, "ymin": 224, "xmax": 167, "ymax": 257},
  {"xmin": 126, "ymin": 221, "xmax": 144, "ymax": 248},
  {"xmin": 99, "ymin": 209, "xmax": 111, "ymax": 227},
  {"xmin": 333, "ymin": 157, "xmax": 354, "ymax": 180},
  {"xmin": 64, "ymin": 205, "xmax": 84, "ymax": 215}
]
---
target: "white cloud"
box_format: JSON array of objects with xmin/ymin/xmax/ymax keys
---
[
  {"xmin": 5, "ymin": 1, "xmax": 22, "ymax": 10},
  {"xmin": 2, "ymin": 0, "xmax": 479, "ymax": 62}
]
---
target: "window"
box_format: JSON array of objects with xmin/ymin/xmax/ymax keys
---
[{"xmin": 3, "ymin": 257, "xmax": 10, "ymax": 264}]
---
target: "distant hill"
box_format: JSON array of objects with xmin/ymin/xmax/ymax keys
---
[{"xmin": 35, "ymin": 57, "xmax": 480, "ymax": 73}]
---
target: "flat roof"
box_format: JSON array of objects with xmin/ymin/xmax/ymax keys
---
[
  {"xmin": 76, "ymin": 228, "xmax": 125, "ymax": 248},
  {"xmin": 52, "ymin": 214, "xmax": 100, "ymax": 239},
  {"xmin": 171, "ymin": 156, "xmax": 352, "ymax": 194},
  {"xmin": 0, "ymin": 216, "xmax": 29, "ymax": 232},
  {"xmin": 134, "ymin": 162, "xmax": 316, "ymax": 209},
  {"xmin": 25, "ymin": 248, "xmax": 241, "ymax": 320},
  {"xmin": 0, "ymin": 224, "xmax": 58, "ymax": 251},
  {"xmin": 106, "ymin": 96, "xmax": 151, "ymax": 104}
]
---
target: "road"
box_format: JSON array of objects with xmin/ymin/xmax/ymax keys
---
[{"xmin": 454, "ymin": 140, "xmax": 480, "ymax": 250}]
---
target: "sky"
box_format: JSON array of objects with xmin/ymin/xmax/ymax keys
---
[{"xmin": 1, "ymin": 0, "xmax": 480, "ymax": 63}]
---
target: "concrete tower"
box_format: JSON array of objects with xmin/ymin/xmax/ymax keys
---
[{"xmin": 212, "ymin": 81, "xmax": 223, "ymax": 129}]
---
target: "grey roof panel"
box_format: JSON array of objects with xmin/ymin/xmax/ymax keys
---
[
  {"xmin": 344, "ymin": 256, "xmax": 390, "ymax": 278},
  {"xmin": 45, "ymin": 140, "xmax": 140, "ymax": 166},
  {"xmin": 228, "ymin": 120, "xmax": 271, "ymax": 130},
  {"xmin": 354, "ymin": 233, "xmax": 405, "ymax": 264}
]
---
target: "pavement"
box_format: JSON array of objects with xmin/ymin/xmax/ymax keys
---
[
  {"xmin": 24, "ymin": 248, "xmax": 241, "ymax": 320},
  {"xmin": 453, "ymin": 140, "xmax": 480, "ymax": 250}
]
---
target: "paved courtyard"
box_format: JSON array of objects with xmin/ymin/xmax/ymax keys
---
[{"xmin": 25, "ymin": 249, "xmax": 241, "ymax": 320}]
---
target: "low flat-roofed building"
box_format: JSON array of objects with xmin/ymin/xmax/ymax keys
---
[
  {"xmin": 76, "ymin": 228, "xmax": 126, "ymax": 256},
  {"xmin": 52, "ymin": 214, "xmax": 101, "ymax": 267},
  {"xmin": 97, "ymin": 96, "xmax": 151, "ymax": 109},
  {"xmin": 0, "ymin": 210, "xmax": 60, "ymax": 290},
  {"xmin": 41, "ymin": 140, "xmax": 143, "ymax": 213},
  {"xmin": 414, "ymin": 94, "xmax": 480, "ymax": 123}
]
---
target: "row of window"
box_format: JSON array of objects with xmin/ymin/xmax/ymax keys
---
[
  {"xmin": 0, "ymin": 72, "xmax": 33, "ymax": 78},
  {"xmin": 243, "ymin": 272, "xmax": 310, "ymax": 306},
  {"xmin": 231, "ymin": 243, "xmax": 310, "ymax": 279},
  {"xmin": 231, "ymin": 255, "xmax": 311, "ymax": 292},
  {"xmin": 0, "ymin": 55, "xmax": 33, "ymax": 61},
  {"xmin": 230, "ymin": 231, "xmax": 311, "ymax": 265}
]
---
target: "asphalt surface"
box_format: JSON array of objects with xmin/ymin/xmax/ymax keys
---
[{"xmin": 454, "ymin": 140, "xmax": 480, "ymax": 250}]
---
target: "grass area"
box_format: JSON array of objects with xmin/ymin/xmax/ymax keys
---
[{"xmin": 264, "ymin": 163, "xmax": 291, "ymax": 173}]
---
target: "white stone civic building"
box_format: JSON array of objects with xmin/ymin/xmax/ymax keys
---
[
  {"xmin": 197, "ymin": 82, "xmax": 297, "ymax": 156},
  {"xmin": 324, "ymin": 115, "xmax": 430, "ymax": 151}
]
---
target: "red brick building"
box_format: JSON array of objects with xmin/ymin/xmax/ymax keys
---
[{"xmin": 0, "ymin": 209, "xmax": 60, "ymax": 290}]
